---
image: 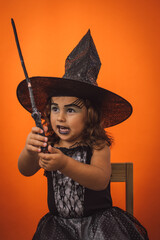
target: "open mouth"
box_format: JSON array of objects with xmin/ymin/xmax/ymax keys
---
[{"xmin": 57, "ymin": 125, "xmax": 70, "ymax": 135}]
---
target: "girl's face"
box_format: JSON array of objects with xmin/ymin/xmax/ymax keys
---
[{"xmin": 50, "ymin": 96, "xmax": 87, "ymax": 147}]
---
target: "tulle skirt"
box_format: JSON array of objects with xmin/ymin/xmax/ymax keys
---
[{"xmin": 32, "ymin": 207, "xmax": 149, "ymax": 240}]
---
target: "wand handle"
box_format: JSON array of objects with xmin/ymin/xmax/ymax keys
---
[{"xmin": 11, "ymin": 18, "xmax": 47, "ymax": 152}]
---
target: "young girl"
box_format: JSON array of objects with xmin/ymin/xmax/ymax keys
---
[{"xmin": 17, "ymin": 30, "xmax": 149, "ymax": 239}]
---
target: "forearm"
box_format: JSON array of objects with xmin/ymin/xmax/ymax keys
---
[
  {"xmin": 61, "ymin": 156, "xmax": 111, "ymax": 191},
  {"xmin": 18, "ymin": 148, "xmax": 41, "ymax": 176}
]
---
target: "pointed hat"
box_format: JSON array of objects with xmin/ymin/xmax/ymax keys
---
[{"xmin": 17, "ymin": 30, "xmax": 132, "ymax": 127}]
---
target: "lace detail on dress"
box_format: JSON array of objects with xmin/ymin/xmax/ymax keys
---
[{"xmin": 52, "ymin": 148, "xmax": 88, "ymax": 218}]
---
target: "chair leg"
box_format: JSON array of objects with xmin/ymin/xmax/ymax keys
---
[{"xmin": 126, "ymin": 163, "xmax": 133, "ymax": 215}]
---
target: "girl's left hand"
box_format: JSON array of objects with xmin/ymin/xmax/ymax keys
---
[{"xmin": 38, "ymin": 145, "xmax": 68, "ymax": 171}]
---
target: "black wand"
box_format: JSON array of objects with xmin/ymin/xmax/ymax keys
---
[{"xmin": 11, "ymin": 18, "xmax": 47, "ymax": 152}]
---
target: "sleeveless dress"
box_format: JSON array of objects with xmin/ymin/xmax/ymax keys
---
[{"xmin": 33, "ymin": 146, "xmax": 149, "ymax": 240}]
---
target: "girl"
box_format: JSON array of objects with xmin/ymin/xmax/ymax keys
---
[{"xmin": 17, "ymin": 30, "xmax": 148, "ymax": 239}]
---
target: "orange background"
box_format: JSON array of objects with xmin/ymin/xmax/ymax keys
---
[{"xmin": 0, "ymin": 0, "xmax": 160, "ymax": 239}]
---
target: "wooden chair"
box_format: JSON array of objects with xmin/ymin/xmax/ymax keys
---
[{"xmin": 111, "ymin": 163, "xmax": 133, "ymax": 215}]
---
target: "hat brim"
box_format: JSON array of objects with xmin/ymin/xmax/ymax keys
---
[{"xmin": 17, "ymin": 76, "xmax": 132, "ymax": 128}]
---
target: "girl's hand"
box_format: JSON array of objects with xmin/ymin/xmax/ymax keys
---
[
  {"xmin": 38, "ymin": 146, "xmax": 68, "ymax": 171},
  {"xmin": 25, "ymin": 126, "xmax": 48, "ymax": 154}
]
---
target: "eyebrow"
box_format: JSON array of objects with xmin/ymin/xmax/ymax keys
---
[
  {"xmin": 51, "ymin": 102, "xmax": 58, "ymax": 106},
  {"xmin": 64, "ymin": 103, "xmax": 82, "ymax": 109},
  {"xmin": 51, "ymin": 102, "xmax": 81, "ymax": 109}
]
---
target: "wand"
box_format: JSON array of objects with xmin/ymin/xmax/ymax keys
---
[{"xmin": 11, "ymin": 18, "xmax": 47, "ymax": 152}]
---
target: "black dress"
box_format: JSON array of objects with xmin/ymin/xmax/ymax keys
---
[{"xmin": 33, "ymin": 146, "xmax": 149, "ymax": 240}]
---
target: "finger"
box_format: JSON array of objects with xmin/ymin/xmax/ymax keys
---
[
  {"xmin": 48, "ymin": 145, "xmax": 60, "ymax": 154},
  {"xmin": 38, "ymin": 152, "xmax": 51, "ymax": 160},
  {"xmin": 39, "ymin": 158, "xmax": 49, "ymax": 165},
  {"xmin": 31, "ymin": 127, "xmax": 44, "ymax": 134},
  {"xmin": 39, "ymin": 158, "xmax": 52, "ymax": 170},
  {"xmin": 29, "ymin": 139, "xmax": 48, "ymax": 148},
  {"xmin": 31, "ymin": 127, "xmax": 48, "ymax": 142},
  {"xmin": 39, "ymin": 159, "xmax": 46, "ymax": 169},
  {"xmin": 27, "ymin": 145, "xmax": 42, "ymax": 153},
  {"xmin": 30, "ymin": 132, "xmax": 48, "ymax": 143}
]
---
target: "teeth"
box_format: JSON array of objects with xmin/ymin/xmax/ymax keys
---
[{"xmin": 57, "ymin": 126, "xmax": 70, "ymax": 134}]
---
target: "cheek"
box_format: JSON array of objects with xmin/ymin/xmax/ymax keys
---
[{"xmin": 72, "ymin": 115, "xmax": 86, "ymax": 130}]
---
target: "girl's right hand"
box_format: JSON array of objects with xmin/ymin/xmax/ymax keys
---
[{"xmin": 25, "ymin": 126, "xmax": 48, "ymax": 154}]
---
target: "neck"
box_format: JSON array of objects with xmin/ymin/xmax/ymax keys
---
[{"xmin": 55, "ymin": 140, "xmax": 81, "ymax": 149}]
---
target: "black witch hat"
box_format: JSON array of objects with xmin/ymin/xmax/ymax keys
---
[{"xmin": 17, "ymin": 30, "xmax": 132, "ymax": 128}]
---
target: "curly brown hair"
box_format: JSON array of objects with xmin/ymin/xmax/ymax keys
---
[{"xmin": 43, "ymin": 98, "xmax": 113, "ymax": 149}]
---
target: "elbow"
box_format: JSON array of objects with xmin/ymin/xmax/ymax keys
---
[
  {"xmin": 100, "ymin": 181, "xmax": 110, "ymax": 191},
  {"xmin": 94, "ymin": 170, "xmax": 111, "ymax": 191},
  {"xmin": 92, "ymin": 177, "xmax": 110, "ymax": 191},
  {"xmin": 19, "ymin": 170, "xmax": 34, "ymax": 177},
  {"xmin": 18, "ymin": 168, "xmax": 39, "ymax": 177},
  {"xmin": 95, "ymin": 183, "xmax": 109, "ymax": 191},
  {"xmin": 18, "ymin": 162, "xmax": 39, "ymax": 177},
  {"xmin": 18, "ymin": 166, "xmax": 33, "ymax": 177}
]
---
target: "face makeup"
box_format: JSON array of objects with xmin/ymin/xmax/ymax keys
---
[{"xmin": 50, "ymin": 97, "xmax": 87, "ymax": 147}]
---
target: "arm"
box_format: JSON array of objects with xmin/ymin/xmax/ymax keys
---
[
  {"xmin": 18, "ymin": 126, "xmax": 48, "ymax": 176},
  {"xmin": 61, "ymin": 145, "xmax": 111, "ymax": 190},
  {"xmin": 39, "ymin": 145, "xmax": 111, "ymax": 191}
]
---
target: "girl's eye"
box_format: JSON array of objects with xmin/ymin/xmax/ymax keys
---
[
  {"xmin": 51, "ymin": 107, "xmax": 59, "ymax": 112},
  {"xmin": 67, "ymin": 108, "xmax": 75, "ymax": 113}
]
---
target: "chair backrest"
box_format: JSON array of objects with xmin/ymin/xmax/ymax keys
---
[{"xmin": 111, "ymin": 163, "xmax": 133, "ymax": 215}]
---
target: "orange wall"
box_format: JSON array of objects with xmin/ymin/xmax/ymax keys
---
[{"xmin": 0, "ymin": 0, "xmax": 160, "ymax": 239}]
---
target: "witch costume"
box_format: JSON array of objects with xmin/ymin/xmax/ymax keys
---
[{"xmin": 16, "ymin": 30, "xmax": 149, "ymax": 239}]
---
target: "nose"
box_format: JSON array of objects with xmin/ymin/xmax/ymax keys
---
[{"xmin": 57, "ymin": 110, "xmax": 66, "ymax": 122}]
